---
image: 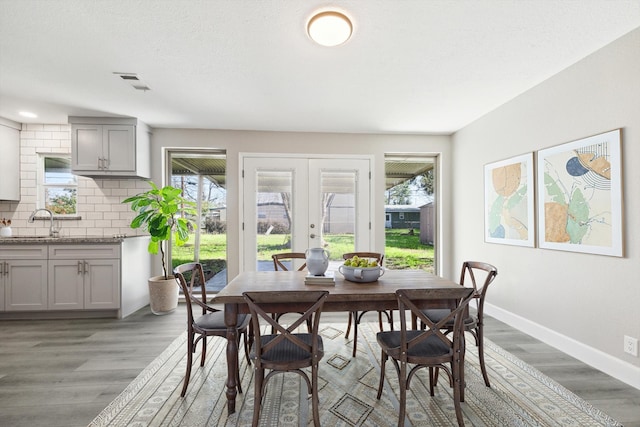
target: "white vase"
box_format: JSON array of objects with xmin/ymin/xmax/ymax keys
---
[
  {"xmin": 305, "ymin": 247, "xmax": 330, "ymax": 276},
  {"xmin": 0, "ymin": 227, "xmax": 12, "ymax": 238}
]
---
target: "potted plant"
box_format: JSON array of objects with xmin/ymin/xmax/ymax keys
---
[{"xmin": 123, "ymin": 181, "xmax": 196, "ymax": 314}]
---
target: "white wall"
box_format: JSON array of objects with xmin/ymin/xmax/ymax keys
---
[
  {"xmin": 452, "ymin": 28, "xmax": 640, "ymax": 388},
  {"xmin": 150, "ymin": 130, "xmax": 452, "ymax": 280}
]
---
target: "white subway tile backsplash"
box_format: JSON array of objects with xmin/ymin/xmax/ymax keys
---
[{"xmin": 0, "ymin": 123, "xmax": 143, "ymax": 237}]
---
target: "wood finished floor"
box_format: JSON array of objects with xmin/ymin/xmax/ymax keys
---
[{"xmin": 0, "ymin": 306, "xmax": 639, "ymax": 427}]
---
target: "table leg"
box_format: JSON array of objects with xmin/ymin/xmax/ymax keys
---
[{"xmin": 224, "ymin": 303, "xmax": 239, "ymax": 414}]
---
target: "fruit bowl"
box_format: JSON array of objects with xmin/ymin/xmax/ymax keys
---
[{"xmin": 338, "ymin": 265, "xmax": 385, "ymax": 283}]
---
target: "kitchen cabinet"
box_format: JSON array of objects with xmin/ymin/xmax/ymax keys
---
[
  {"xmin": 69, "ymin": 116, "xmax": 150, "ymax": 178},
  {"xmin": 48, "ymin": 245, "xmax": 120, "ymax": 310},
  {"xmin": 0, "ymin": 246, "xmax": 48, "ymax": 311},
  {"xmin": 0, "ymin": 237, "xmax": 149, "ymax": 319},
  {"xmin": 0, "ymin": 118, "xmax": 21, "ymax": 201}
]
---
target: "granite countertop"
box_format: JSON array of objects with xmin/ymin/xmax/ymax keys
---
[{"xmin": 0, "ymin": 235, "xmax": 138, "ymax": 244}]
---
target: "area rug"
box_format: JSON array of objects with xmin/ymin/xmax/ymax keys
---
[{"xmin": 89, "ymin": 323, "xmax": 621, "ymax": 426}]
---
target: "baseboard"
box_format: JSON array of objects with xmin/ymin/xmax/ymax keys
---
[{"xmin": 485, "ymin": 303, "xmax": 640, "ymax": 390}]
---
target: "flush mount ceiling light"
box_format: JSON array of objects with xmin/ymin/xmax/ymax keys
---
[
  {"xmin": 307, "ymin": 10, "xmax": 353, "ymax": 47},
  {"xmin": 19, "ymin": 111, "xmax": 38, "ymax": 118}
]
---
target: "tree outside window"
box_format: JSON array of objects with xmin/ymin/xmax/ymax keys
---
[{"xmin": 40, "ymin": 155, "xmax": 77, "ymax": 214}]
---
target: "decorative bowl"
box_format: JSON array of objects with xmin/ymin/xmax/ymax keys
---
[{"xmin": 338, "ymin": 265, "xmax": 385, "ymax": 283}]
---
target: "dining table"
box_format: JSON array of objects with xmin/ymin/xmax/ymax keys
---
[{"xmin": 214, "ymin": 268, "xmax": 464, "ymax": 415}]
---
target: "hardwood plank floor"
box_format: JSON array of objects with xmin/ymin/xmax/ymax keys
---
[{"xmin": 0, "ymin": 306, "xmax": 638, "ymax": 426}]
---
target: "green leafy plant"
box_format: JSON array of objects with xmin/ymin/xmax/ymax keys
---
[{"xmin": 123, "ymin": 181, "xmax": 197, "ymax": 279}]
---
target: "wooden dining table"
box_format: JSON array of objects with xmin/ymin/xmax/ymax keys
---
[{"xmin": 214, "ymin": 269, "xmax": 463, "ymax": 414}]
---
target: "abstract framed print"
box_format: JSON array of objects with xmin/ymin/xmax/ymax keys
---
[
  {"xmin": 484, "ymin": 153, "xmax": 535, "ymax": 247},
  {"xmin": 537, "ymin": 129, "xmax": 623, "ymax": 257}
]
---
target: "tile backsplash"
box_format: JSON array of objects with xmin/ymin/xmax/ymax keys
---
[{"xmin": 0, "ymin": 123, "xmax": 148, "ymax": 238}]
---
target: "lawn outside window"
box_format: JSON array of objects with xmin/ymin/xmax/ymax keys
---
[{"xmin": 38, "ymin": 154, "xmax": 78, "ymax": 215}]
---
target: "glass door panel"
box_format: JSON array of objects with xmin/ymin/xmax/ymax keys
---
[
  {"xmin": 169, "ymin": 151, "xmax": 227, "ymax": 292},
  {"xmin": 243, "ymin": 156, "xmax": 370, "ymax": 272}
]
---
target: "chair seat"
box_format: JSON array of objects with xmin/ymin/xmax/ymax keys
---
[
  {"xmin": 252, "ymin": 333, "xmax": 324, "ymax": 363},
  {"xmin": 195, "ymin": 312, "xmax": 249, "ymax": 330},
  {"xmin": 377, "ymin": 330, "xmax": 451, "ymax": 358},
  {"xmin": 422, "ymin": 308, "xmax": 475, "ymax": 327}
]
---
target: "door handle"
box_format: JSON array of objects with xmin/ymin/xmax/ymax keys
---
[{"xmin": 310, "ymin": 233, "xmax": 316, "ymax": 239}]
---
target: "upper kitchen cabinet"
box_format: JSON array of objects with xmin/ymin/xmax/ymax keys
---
[
  {"xmin": 0, "ymin": 118, "xmax": 21, "ymax": 201},
  {"xmin": 69, "ymin": 116, "xmax": 150, "ymax": 178}
]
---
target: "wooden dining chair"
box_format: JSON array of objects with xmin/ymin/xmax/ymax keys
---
[
  {"xmin": 243, "ymin": 290, "xmax": 329, "ymax": 427},
  {"xmin": 342, "ymin": 252, "xmax": 393, "ymax": 357},
  {"xmin": 421, "ymin": 261, "xmax": 498, "ymax": 387},
  {"xmin": 376, "ymin": 287, "xmax": 474, "ymax": 427},
  {"xmin": 174, "ymin": 262, "xmax": 251, "ymax": 397},
  {"xmin": 271, "ymin": 252, "xmax": 312, "ymax": 332},
  {"xmin": 272, "ymin": 252, "xmax": 307, "ymax": 271}
]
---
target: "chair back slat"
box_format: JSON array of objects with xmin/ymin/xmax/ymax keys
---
[
  {"xmin": 459, "ymin": 261, "xmax": 498, "ymax": 313},
  {"xmin": 272, "ymin": 252, "xmax": 307, "ymax": 271}
]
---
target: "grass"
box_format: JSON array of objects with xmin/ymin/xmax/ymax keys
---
[{"xmin": 172, "ymin": 228, "xmax": 434, "ymax": 272}]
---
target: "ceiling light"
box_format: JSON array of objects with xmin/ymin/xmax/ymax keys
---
[
  {"xmin": 307, "ymin": 11, "xmax": 353, "ymax": 47},
  {"xmin": 19, "ymin": 111, "xmax": 38, "ymax": 118}
]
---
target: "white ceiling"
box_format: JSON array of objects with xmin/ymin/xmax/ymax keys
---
[{"xmin": 1, "ymin": 0, "xmax": 639, "ymax": 134}]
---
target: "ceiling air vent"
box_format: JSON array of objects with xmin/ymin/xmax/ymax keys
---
[{"xmin": 113, "ymin": 72, "xmax": 151, "ymax": 91}]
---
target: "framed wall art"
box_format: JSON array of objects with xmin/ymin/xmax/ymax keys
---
[
  {"xmin": 537, "ymin": 129, "xmax": 623, "ymax": 257},
  {"xmin": 484, "ymin": 153, "xmax": 535, "ymax": 247}
]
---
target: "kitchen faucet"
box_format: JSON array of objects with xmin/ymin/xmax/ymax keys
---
[{"xmin": 28, "ymin": 208, "xmax": 55, "ymax": 237}]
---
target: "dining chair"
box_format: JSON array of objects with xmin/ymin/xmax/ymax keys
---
[
  {"xmin": 243, "ymin": 290, "xmax": 329, "ymax": 427},
  {"xmin": 174, "ymin": 262, "xmax": 251, "ymax": 397},
  {"xmin": 376, "ymin": 287, "xmax": 474, "ymax": 427},
  {"xmin": 342, "ymin": 252, "xmax": 392, "ymax": 357},
  {"xmin": 271, "ymin": 252, "xmax": 312, "ymax": 332},
  {"xmin": 421, "ymin": 261, "xmax": 498, "ymax": 387},
  {"xmin": 272, "ymin": 252, "xmax": 307, "ymax": 271}
]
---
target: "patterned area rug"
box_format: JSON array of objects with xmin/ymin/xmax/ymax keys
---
[{"xmin": 90, "ymin": 323, "xmax": 621, "ymax": 426}]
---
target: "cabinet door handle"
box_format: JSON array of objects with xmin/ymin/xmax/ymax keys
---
[
  {"xmin": 0, "ymin": 261, "xmax": 3, "ymax": 275},
  {"xmin": 4, "ymin": 262, "xmax": 8, "ymax": 276},
  {"xmin": 78, "ymin": 261, "xmax": 83, "ymax": 274},
  {"xmin": 103, "ymin": 157, "xmax": 109, "ymax": 170},
  {"xmin": 84, "ymin": 261, "xmax": 89, "ymax": 275}
]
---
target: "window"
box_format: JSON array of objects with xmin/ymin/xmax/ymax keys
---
[{"xmin": 39, "ymin": 155, "xmax": 77, "ymax": 215}]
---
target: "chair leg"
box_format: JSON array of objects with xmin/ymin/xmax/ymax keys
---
[
  {"xmin": 452, "ymin": 363, "xmax": 465, "ymax": 426},
  {"xmin": 477, "ymin": 324, "xmax": 490, "ymax": 387},
  {"xmin": 428, "ymin": 367, "xmax": 436, "ymax": 396},
  {"xmin": 181, "ymin": 331, "xmax": 194, "ymax": 397},
  {"xmin": 311, "ymin": 363, "xmax": 321, "ymax": 426},
  {"xmin": 200, "ymin": 335, "xmax": 207, "ymax": 366},
  {"xmin": 243, "ymin": 330, "xmax": 252, "ymax": 367},
  {"xmin": 378, "ymin": 311, "xmax": 384, "ymax": 331},
  {"xmin": 352, "ymin": 314, "xmax": 359, "ymax": 357},
  {"xmin": 345, "ymin": 311, "xmax": 354, "ymax": 338},
  {"xmin": 398, "ymin": 362, "xmax": 407, "ymax": 427},
  {"xmin": 376, "ymin": 351, "xmax": 387, "ymax": 400},
  {"xmin": 252, "ymin": 367, "xmax": 264, "ymax": 427}
]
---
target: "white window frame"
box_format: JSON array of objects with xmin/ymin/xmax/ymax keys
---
[{"xmin": 37, "ymin": 153, "xmax": 78, "ymax": 216}]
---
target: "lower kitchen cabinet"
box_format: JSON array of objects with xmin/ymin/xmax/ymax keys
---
[
  {"xmin": 0, "ymin": 238, "xmax": 148, "ymax": 318},
  {"xmin": 0, "ymin": 245, "xmax": 48, "ymax": 311},
  {"xmin": 48, "ymin": 245, "xmax": 120, "ymax": 310}
]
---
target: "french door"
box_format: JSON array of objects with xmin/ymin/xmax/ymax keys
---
[{"xmin": 242, "ymin": 155, "xmax": 372, "ymax": 271}]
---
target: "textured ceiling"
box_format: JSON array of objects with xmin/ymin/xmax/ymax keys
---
[{"xmin": 1, "ymin": 0, "xmax": 639, "ymax": 134}]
